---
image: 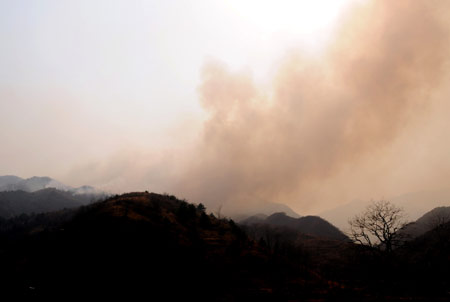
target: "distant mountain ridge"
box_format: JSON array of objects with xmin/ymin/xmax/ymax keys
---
[
  {"xmin": 0, "ymin": 175, "xmax": 101, "ymax": 195},
  {"xmin": 230, "ymin": 201, "xmax": 301, "ymax": 222},
  {"xmin": 0, "ymin": 175, "xmax": 107, "ymax": 218},
  {"xmin": 241, "ymin": 212, "xmax": 348, "ymax": 241},
  {"xmin": 0, "ymin": 188, "xmax": 102, "ymax": 219}
]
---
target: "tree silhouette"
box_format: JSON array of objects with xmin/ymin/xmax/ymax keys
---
[
  {"xmin": 197, "ymin": 203, "xmax": 206, "ymax": 212},
  {"xmin": 349, "ymin": 200, "xmax": 408, "ymax": 253}
]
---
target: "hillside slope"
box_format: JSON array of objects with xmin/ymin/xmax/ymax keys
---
[
  {"xmin": 400, "ymin": 206, "xmax": 450, "ymax": 239},
  {"xmin": 1, "ymin": 192, "xmax": 448, "ymax": 300},
  {"xmin": 0, "ymin": 192, "xmax": 317, "ymax": 300}
]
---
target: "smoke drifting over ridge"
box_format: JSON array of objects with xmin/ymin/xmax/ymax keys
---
[{"xmin": 176, "ymin": 0, "xmax": 450, "ymax": 214}]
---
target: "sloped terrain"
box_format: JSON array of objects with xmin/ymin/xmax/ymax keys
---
[
  {"xmin": 0, "ymin": 192, "xmax": 328, "ymax": 300},
  {"xmin": 400, "ymin": 206, "xmax": 450, "ymax": 239},
  {"xmin": 0, "ymin": 192, "xmax": 449, "ymax": 301}
]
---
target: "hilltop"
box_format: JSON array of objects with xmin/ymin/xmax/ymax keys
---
[
  {"xmin": 0, "ymin": 192, "xmax": 449, "ymax": 300},
  {"xmin": 241, "ymin": 212, "xmax": 348, "ymax": 241},
  {"xmin": 0, "ymin": 192, "xmax": 324, "ymax": 300},
  {"xmin": 400, "ymin": 206, "xmax": 450, "ymax": 239}
]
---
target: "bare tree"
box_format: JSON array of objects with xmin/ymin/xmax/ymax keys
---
[{"xmin": 349, "ymin": 200, "xmax": 408, "ymax": 253}]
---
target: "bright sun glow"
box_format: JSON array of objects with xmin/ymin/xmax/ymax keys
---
[{"xmin": 226, "ymin": 0, "xmax": 353, "ymax": 49}]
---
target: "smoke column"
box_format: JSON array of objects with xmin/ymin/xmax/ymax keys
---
[{"xmin": 175, "ymin": 0, "xmax": 450, "ymax": 214}]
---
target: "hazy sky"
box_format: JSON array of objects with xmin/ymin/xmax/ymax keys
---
[
  {"xmin": 2, "ymin": 0, "xmax": 450, "ymax": 214},
  {"xmin": 0, "ymin": 0, "xmax": 350, "ymax": 174}
]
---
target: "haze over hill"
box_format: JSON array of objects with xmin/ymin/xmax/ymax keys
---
[
  {"xmin": 2, "ymin": 0, "xmax": 450, "ymax": 218},
  {"xmin": 2, "ymin": 1, "xmax": 450, "ymax": 300},
  {"xmin": 0, "ymin": 188, "xmax": 99, "ymax": 219},
  {"xmin": 0, "ymin": 175, "xmax": 106, "ymax": 218},
  {"xmin": 0, "ymin": 175, "xmax": 102, "ymax": 195},
  {"xmin": 175, "ymin": 0, "xmax": 450, "ymax": 215}
]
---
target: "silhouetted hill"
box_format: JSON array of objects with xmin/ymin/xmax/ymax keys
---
[
  {"xmin": 1, "ymin": 192, "xmax": 449, "ymax": 300},
  {"xmin": 230, "ymin": 201, "xmax": 301, "ymax": 222},
  {"xmin": 295, "ymin": 216, "xmax": 348, "ymax": 240},
  {"xmin": 400, "ymin": 206, "xmax": 450, "ymax": 239},
  {"xmin": 402, "ymin": 219, "xmax": 450, "ymax": 252},
  {"xmin": 0, "ymin": 192, "xmax": 310, "ymax": 300},
  {"xmin": 0, "ymin": 175, "xmax": 23, "ymax": 188},
  {"xmin": 239, "ymin": 213, "xmax": 268, "ymax": 224},
  {"xmin": 394, "ymin": 220, "xmax": 450, "ymax": 295},
  {"xmin": 0, "ymin": 188, "xmax": 101, "ymax": 218},
  {"xmin": 265, "ymin": 212, "xmax": 299, "ymax": 226},
  {"xmin": 242, "ymin": 212, "xmax": 348, "ymax": 241}
]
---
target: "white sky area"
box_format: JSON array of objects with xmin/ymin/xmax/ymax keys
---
[{"xmin": 0, "ymin": 0, "xmax": 354, "ymax": 183}]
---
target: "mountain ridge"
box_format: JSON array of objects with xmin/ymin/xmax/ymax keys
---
[
  {"xmin": 0, "ymin": 188, "xmax": 106, "ymax": 218},
  {"xmin": 241, "ymin": 211, "xmax": 348, "ymax": 241},
  {"xmin": 0, "ymin": 175, "xmax": 102, "ymax": 195},
  {"xmin": 399, "ymin": 206, "xmax": 450, "ymax": 239}
]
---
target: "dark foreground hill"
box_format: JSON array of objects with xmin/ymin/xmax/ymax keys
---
[
  {"xmin": 0, "ymin": 192, "xmax": 449, "ymax": 301},
  {"xmin": 0, "ymin": 192, "xmax": 326, "ymax": 300}
]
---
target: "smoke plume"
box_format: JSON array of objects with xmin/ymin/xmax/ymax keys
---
[{"xmin": 176, "ymin": 0, "xmax": 450, "ymax": 214}]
